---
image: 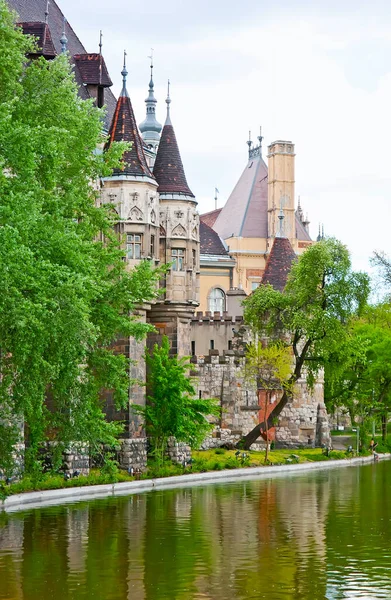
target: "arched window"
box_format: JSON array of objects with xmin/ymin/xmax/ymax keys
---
[{"xmin": 208, "ymin": 288, "xmax": 226, "ymax": 314}]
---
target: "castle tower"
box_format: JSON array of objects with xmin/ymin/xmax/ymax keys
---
[
  {"xmin": 101, "ymin": 54, "xmax": 160, "ymax": 265},
  {"xmin": 101, "ymin": 54, "xmax": 159, "ymax": 441},
  {"xmin": 149, "ymin": 84, "xmax": 200, "ymax": 355},
  {"xmin": 139, "ymin": 57, "xmax": 162, "ymax": 166},
  {"xmin": 267, "ymin": 141, "xmax": 296, "ymax": 242}
]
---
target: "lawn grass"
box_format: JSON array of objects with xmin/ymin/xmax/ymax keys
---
[{"xmin": 0, "ymin": 446, "xmax": 369, "ymax": 501}]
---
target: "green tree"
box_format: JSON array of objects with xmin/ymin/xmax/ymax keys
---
[
  {"xmin": 244, "ymin": 341, "xmax": 292, "ymax": 461},
  {"xmin": 136, "ymin": 336, "xmax": 218, "ymax": 464},
  {"xmin": 239, "ymin": 238, "xmax": 370, "ymax": 449},
  {"xmin": 0, "ymin": 2, "xmax": 161, "ymax": 474},
  {"xmin": 326, "ymin": 303, "xmax": 391, "ymax": 442}
]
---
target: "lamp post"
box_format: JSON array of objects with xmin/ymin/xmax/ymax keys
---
[{"xmin": 352, "ymin": 427, "xmax": 360, "ymax": 454}]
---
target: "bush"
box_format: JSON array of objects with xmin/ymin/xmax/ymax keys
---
[{"xmin": 214, "ymin": 448, "xmax": 226, "ymax": 455}]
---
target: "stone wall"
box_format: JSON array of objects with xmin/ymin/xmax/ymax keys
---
[
  {"xmin": 117, "ymin": 438, "xmax": 148, "ymax": 473},
  {"xmin": 166, "ymin": 437, "xmax": 192, "ymax": 465},
  {"xmin": 63, "ymin": 444, "xmax": 90, "ymax": 477},
  {"xmin": 191, "ymin": 312, "xmax": 246, "ymax": 356},
  {"xmin": 192, "ymin": 351, "xmax": 331, "ymax": 449}
]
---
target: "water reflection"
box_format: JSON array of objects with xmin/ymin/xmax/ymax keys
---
[{"xmin": 1, "ymin": 461, "xmax": 390, "ymax": 599}]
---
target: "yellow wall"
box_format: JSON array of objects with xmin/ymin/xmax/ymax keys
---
[{"xmin": 199, "ymin": 267, "xmax": 231, "ymax": 313}]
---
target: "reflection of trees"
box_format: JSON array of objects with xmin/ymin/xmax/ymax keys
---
[
  {"xmin": 326, "ymin": 462, "xmax": 391, "ymax": 596},
  {"xmin": 0, "ymin": 513, "xmax": 24, "ymax": 599},
  {"xmin": 1, "ymin": 463, "xmax": 391, "ymax": 599}
]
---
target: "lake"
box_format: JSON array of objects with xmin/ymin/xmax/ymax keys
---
[{"xmin": 1, "ymin": 460, "xmax": 390, "ymax": 599}]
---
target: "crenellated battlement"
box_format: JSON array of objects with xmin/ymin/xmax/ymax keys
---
[{"xmin": 192, "ymin": 311, "xmax": 244, "ymax": 323}]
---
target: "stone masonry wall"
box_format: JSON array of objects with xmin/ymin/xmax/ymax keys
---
[
  {"xmin": 118, "ymin": 438, "xmax": 148, "ymax": 473},
  {"xmin": 63, "ymin": 444, "xmax": 90, "ymax": 477},
  {"xmin": 166, "ymin": 437, "xmax": 192, "ymax": 465},
  {"xmin": 192, "ymin": 351, "xmax": 331, "ymax": 449}
]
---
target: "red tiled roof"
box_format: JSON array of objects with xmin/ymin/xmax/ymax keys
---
[
  {"xmin": 17, "ymin": 22, "xmax": 56, "ymax": 58},
  {"xmin": 7, "ymin": 0, "xmax": 117, "ymax": 131},
  {"xmin": 200, "ymin": 208, "xmax": 222, "ymax": 228},
  {"xmin": 262, "ymin": 237, "xmax": 296, "ymax": 292},
  {"xmin": 73, "ymin": 54, "xmax": 112, "ymax": 87},
  {"xmin": 106, "ymin": 92, "xmax": 153, "ymax": 178},
  {"xmin": 200, "ymin": 221, "xmax": 229, "ymax": 256},
  {"xmin": 153, "ymin": 124, "xmax": 194, "ymax": 197}
]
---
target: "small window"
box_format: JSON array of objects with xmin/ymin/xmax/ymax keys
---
[
  {"xmin": 210, "ymin": 340, "xmax": 214, "ymax": 350},
  {"xmin": 191, "ymin": 341, "xmax": 196, "ymax": 356},
  {"xmin": 127, "ymin": 234, "xmax": 142, "ymax": 260},
  {"xmin": 251, "ymin": 281, "xmax": 260, "ymax": 291},
  {"xmin": 97, "ymin": 86, "xmax": 104, "ymax": 109},
  {"xmin": 208, "ymin": 288, "xmax": 225, "ymax": 314},
  {"xmin": 228, "ymin": 340, "xmax": 232, "ymax": 350},
  {"xmin": 192, "ymin": 249, "xmax": 197, "ymax": 268},
  {"xmin": 172, "ymin": 248, "xmax": 185, "ymax": 271},
  {"xmin": 150, "ymin": 235, "xmax": 155, "ymax": 257}
]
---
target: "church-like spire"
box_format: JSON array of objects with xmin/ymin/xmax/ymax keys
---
[
  {"xmin": 105, "ymin": 54, "xmax": 153, "ymax": 179},
  {"xmin": 153, "ymin": 85, "xmax": 194, "ymax": 198},
  {"xmin": 139, "ymin": 51, "xmax": 162, "ymax": 146}
]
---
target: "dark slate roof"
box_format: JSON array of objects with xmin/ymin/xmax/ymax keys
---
[
  {"xmin": 106, "ymin": 91, "xmax": 153, "ymax": 178},
  {"xmin": 262, "ymin": 237, "xmax": 296, "ymax": 292},
  {"xmin": 7, "ymin": 0, "xmax": 117, "ymax": 130},
  {"xmin": 153, "ymin": 123, "xmax": 194, "ymax": 197},
  {"xmin": 200, "ymin": 208, "xmax": 222, "ymax": 228},
  {"xmin": 73, "ymin": 54, "xmax": 113, "ymax": 87},
  {"xmin": 200, "ymin": 221, "xmax": 229, "ymax": 256},
  {"xmin": 213, "ymin": 153, "xmax": 268, "ymax": 240},
  {"xmin": 17, "ymin": 22, "xmax": 56, "ymax": 58}
]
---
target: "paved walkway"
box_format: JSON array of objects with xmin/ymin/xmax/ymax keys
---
[{"xmin": 331, "ymin": 435, "xmax": 354, "ymax": 450}]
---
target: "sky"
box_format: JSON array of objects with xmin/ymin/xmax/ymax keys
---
[{"xmin": 62, "ymin": 0, "xmax": 391, "ymax": 275}]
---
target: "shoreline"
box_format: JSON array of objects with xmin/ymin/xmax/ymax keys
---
[{"xmin": 2, "ymin": 452, "xmax": 390, "ymax": 513}]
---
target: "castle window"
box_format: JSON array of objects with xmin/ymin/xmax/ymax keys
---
[
  {"xmin": 127, "ymin": 234, "xmax": 142, "ymax": 260},
  {"xmin": 208, "ymin": 288, "xmax": 225, "ymax": 314},
  {"xmin": 251, "ymin": 281, "xmax": 260, "ymax": 291},
  {"xmin": 150, "ymin": 235, "xmax": 155, "ymax": 257},
  {"xmin": 97, "ymin": 86, "xmax": 104, "ymax": 108},
  {"xmin": 171, "ymin": 248, "xmax": 185, "ymax": 271},
  {"xmin": 192, "ymin": 249, "xmax": 196, "ymax": 268}
]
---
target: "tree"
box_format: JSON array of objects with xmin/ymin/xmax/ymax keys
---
[
  {"xmin": 136, "ymin": 336, "xmax": 219, "ymax": 464},
  {"xmin": 244, "ymin": 341, "xmax": 292, "ymax": 462},
  {"xmin": 239, "ymin": 238, "xmax": 370, "ymax": 449},
  {"xmin": 325, "ymin": 303, "xmax": 391, "ymax": 442},
  {"xmin": 0, "ymin": 2, "xmax": 162, "ymax": 474}
]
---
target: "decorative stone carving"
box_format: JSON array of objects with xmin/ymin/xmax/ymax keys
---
[
  {"xmin": 172, "ymin": 223, "xmax": 186, "ymax": 237},
  {"xmin": 192, "ymin": 226, "xmax": 198, "ymax": 239},
  {"xmin": 150, "ymin": 209, "xmax": 156, "ymax": 224},
  {"xmin": 129, "ymin": 206, "xmax": 144, "ymax": 221},
  {"xmin": 174, "ymin": 210, "xmax": 184, "ymax": 219}
]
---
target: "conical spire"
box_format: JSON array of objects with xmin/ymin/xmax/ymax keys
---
[
  {"xmin": 262, "ymin": 237, "xmax": 296, "ymax": 292},
  {"xmin": 105, "ymin": 53, "xmax": 153, "ymax": 179},
  {"xmin": 139, "ymin": 52, "xmax": 162, "ymax": 139},
  {"xmin": 153, "ymin": 84, "xmax": 194, "ymax": 197}
]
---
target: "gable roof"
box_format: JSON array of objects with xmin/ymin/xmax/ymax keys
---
[
  {"xmin": 106, "ymin": 89, "xmax": 153, "ymax": 179},
  {"xmin": 200, "ymin": 208, "xmax": 222, "ymax": 229},
  {"xmin": 17, "ymin": 22, "xmax": 56, "ymax": 58},
  {"xmin": 7, "ymin": 0, "xmax": 117, "ymax": 130},
  {"xmin": 73, "ymin": 54, "xmax": 113, "ymax": 87},
  {"xmin": 213, "ymin": 153, "xmax": 268, "ymax": 240},
  {"xmin": 262, "ymin": 237, "xmax": 296, "ymax": 292},
  {"xmin": 153, "ymin": 122, "xmax": 194, "ymax": 197},
  {"xmin": 200, "ymin": 221, "xmax": 229, "ymax": 256}
]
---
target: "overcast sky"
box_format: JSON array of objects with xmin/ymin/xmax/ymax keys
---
[{"xmin": 63, "ymin": 0, "xmax": 391, "ymax": 275}]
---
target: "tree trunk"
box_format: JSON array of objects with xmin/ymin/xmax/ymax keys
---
[
  {"xmin": 382, "ymin": 412, "xmax": 387, "ymax": 442},
  {"xmin": 239, "ymin": 388, "xmax": 291, "ymax": 450}
]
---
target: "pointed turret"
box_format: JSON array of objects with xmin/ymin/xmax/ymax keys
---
[
  {"xmin": 153, "ymin": 83, "xmax": 194, "ymax": 198},
  {"xmin": 105, "ymin": 53, "xmax": 153, "ymax": 179},
  {"xmin": 262, "ymin": 237, "xmax": 296, "ymax": 292},
  {"xmin": 139, "ymin": 55, "xmax": 162, "ymax": 154}
]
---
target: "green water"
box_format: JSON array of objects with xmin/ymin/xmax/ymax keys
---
[{"xmin": 1, "ymin": 461, "xmax": 390, "ymax": 600}]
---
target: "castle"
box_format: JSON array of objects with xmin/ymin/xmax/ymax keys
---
[{"xmin": 6, "ymin": 0, "xmax": 331, "ymax": 468}]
